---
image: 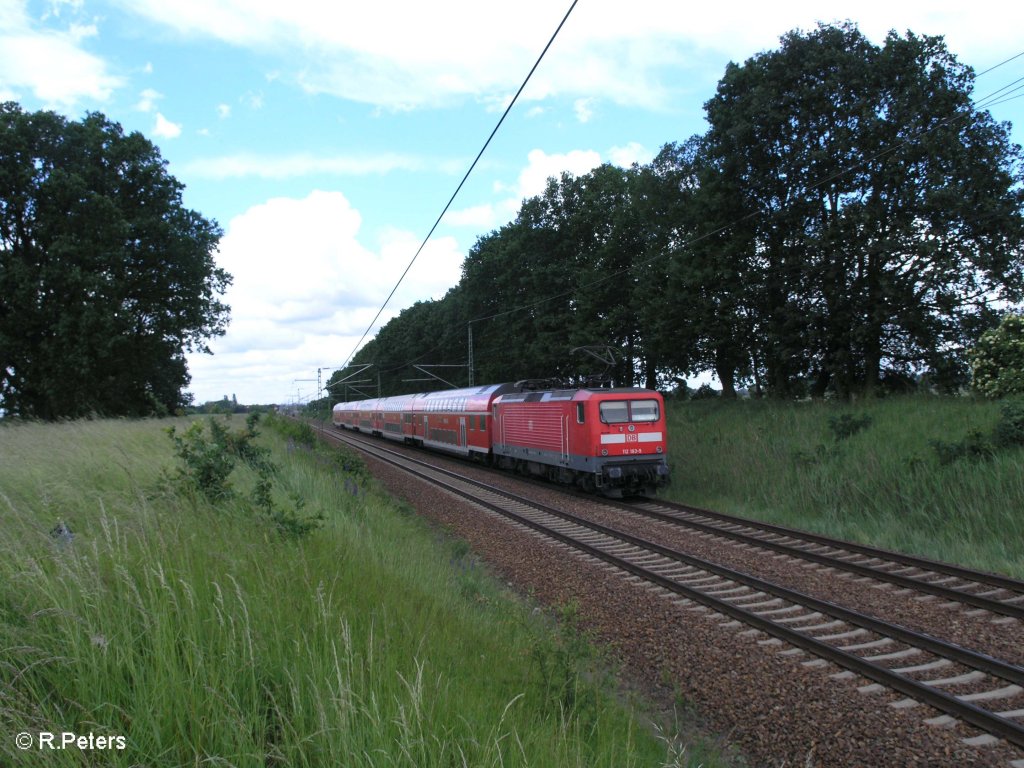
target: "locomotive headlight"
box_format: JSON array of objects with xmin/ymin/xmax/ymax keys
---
[
  {"xmin": 601, "ymin": 449, "xmax": 608, "ymax": 456},
  {"xmin": 627, "ymin": 424, "xmax": 635, "ymax": 432},
  {"xmin": 656, "ymin": 446, "xmax": 663, "ymax": 453}
]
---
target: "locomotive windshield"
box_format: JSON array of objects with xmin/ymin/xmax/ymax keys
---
[
  {"xmin": 599, "ymin": 399, "xmax": 660, "ymax": 424},
  {"xmin": 630, "ymin": 400, "xmax": 659, "ymax": 422},
  {"xmin": 599, "ymin": 401, "xmax": 629, "ymax": 423}
]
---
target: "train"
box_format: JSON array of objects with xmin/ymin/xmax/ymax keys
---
[{"xmin": 331, "ymin": 380, "xmax": 670, "ymax": 496}]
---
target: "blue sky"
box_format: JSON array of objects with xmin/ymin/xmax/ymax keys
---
[{"xmin": 2, "ymin": 0, "xmax": 1023, "ymax": 405}]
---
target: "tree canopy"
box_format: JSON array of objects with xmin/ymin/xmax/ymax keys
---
[
  {"xmin": 701, "ymin": 23, "xmax": 1024, "ymax": 397},
  {"xmin": 339, "ymin": 23, "xmax": 1024, "ymax": 401},
  {"xmin": 0, "ymin": 103, "xmax": 230, "ymax": 419}
]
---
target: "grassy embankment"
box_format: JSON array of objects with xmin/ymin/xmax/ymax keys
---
[
  {"xmin": 665, "ymin": 396, "xmax": 1024, "ymax": 579},
  {"xmin": 0, "ymin": 415, "xmax": 719, "ymax": 767}
]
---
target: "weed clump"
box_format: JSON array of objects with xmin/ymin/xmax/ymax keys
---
[
  {"xmin": 269, "ymin": 416, "xmax": 318, "ymax": 449},
  {"xmin": 930, "ymin": 398, "xmax": 1024, "ymax": 465},
  {"xmin": 789, "ymin": 411, "xmax": 870, "ymax": 468},
  {"xmin": 528, "ymin": 600, "xmax": 608, "ymax": 727},
  {"xmin": 167, "ymin": 414, "xmax": 323, "ymax": 537},
  {"xmin": 827, "ymin": 413, "xmax": 873, "ymax": 441},
  {"xmin": 993, "ymin": 399, "xmax": 1024, "ymax": 449},
  {"xmin": 931, "ymin": 429, "xmax": 995, "ymax": 466}
]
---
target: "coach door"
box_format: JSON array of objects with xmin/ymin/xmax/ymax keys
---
[{"xmin": 459, "ymin": 417, "xmax": 467, "ymax": 447}]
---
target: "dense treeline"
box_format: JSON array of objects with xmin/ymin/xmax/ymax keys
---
[
  {"xmin": 0, "ymin": 103, "xmax": 230, "ymax": 419},
  {"xmin": 336, "ymin": 23, "xmax": 1024, "ymax": 402}
]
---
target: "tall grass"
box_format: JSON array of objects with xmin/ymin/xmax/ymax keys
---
[
  {"xmin": 0, "ymin": 417, "xmax": 707, "ymax": 767},
  {"xmin": 665, "ymin": 396, "xmax": 1024, "ymax": 578}
]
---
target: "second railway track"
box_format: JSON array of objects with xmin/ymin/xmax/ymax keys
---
[{"xmin": 598, "ymin": 496, "xmax": 1024, "ymax": 622}]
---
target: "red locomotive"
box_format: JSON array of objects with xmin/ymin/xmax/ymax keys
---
[{"xmin": 331, "ymin": 381, "xmax": 669, "ymax": 496}]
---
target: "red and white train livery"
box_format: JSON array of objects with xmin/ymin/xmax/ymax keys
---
[{"xmin": 332, "ymin": 381, "xmax": 670, "ymax": 496}]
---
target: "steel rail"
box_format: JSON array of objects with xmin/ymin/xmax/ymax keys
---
[
  {"xmin": 591, "ymin": 498, "xmax": 1024, "ymax": 620},
  {"xmin": 632, "ymin": 498, "xmax": 1024, "ymax": 596}
]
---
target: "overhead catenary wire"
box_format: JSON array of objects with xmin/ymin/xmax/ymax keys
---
[{"xmin": 335, "ymin": 0, "xmax": 580, "ymax": 374}]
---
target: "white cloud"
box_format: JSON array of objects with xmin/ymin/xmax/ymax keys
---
[
  {"xmin": 608, "ymin": 142, "xmax": 653, "ymax": 168},
  {"xmin": 573, "ymin": 98, "xmax": 594, "ymax": 124},
  {"xmin": 0, "ymin": 0, "xmax": 121, "ymax": 106},
  {"xmin": 187, "ymin": 190, "xmax": 464, "ymax": 404},
  {"xmin": 181, "ymin": 151, "xmax": 432, "ymax": 180},
  {"xmin": 40, "ymin": 0, "xmax": 86, "ymax": 20},
  {"xmin": 445, "ymin": 203, "xmax": 496, "ymax": 230},
  {"xmin": 135, "ymin": 87, "xmax": 161, "ymax": 112},
  {"xmin": 459, "ymin": 148, "xmax": 617, "ymax": 233},
  {"xmin": 67, "ymin": 22, "xmax": 97, "ymax": 41},
  {"xmin": 152, "ymin": 112, "xmax": 182, "ymax": 138},
  {"xmin": 468, "ymin": 144, "xmax": 655, "ymax": 231},
  {"xmin": 217, "ymin": 103, "xmax": 231, "ymax": 119},
  {"xmin": 124, "ymin": 0, "xmax": 677, "ymax": 110},
  {"xmin": 112, "ymin": 1, "xmax": 1024, "ymax": 113},
  {"xmin": 515, "ymin": 148, "xmax": 602, "ymax": 200}
]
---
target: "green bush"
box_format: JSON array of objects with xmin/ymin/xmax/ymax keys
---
[
  {"xmin": 166, "ymin": 421, "xmax": 236, "ymax": 500},
  {"xmin": 993, "ymin": 399, "xmax": 1024, "ymax": 449},
  {"xmin": 971, "ymin": 314, "xmax": 1024, "ymax": 398},
  {"xmin": 928, "ymin": 398, "xmax": 1024, "ymax": 465},
  {"xmin": 930, "ymin": 429, "xmax": 995, "ymax": 466},
  {"xmin": 691, "ymin": 384, "xmax": 720, "ymax": 400},
  {"xmin": 265, "ymin": 412, "xmax": 318, "ymax": 448},
  {"xmin": 827, "ymin": 413, "xmax": 872, "ymax": 441},
  {"xmin": 168, "ymin": 417, "xmax": 322, "ymax": 537}
]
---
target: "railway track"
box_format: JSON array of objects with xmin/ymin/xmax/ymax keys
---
[
  {"xmin": 322, "ymin": 426, "xmax": 1024, "ymax": 758},
  {"xmin": 598, "ymin": 497, "xmax": 1024, "ymax": 622}
]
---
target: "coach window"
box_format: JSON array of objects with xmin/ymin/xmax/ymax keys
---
[
  {"xmin": 630, "ymin": 400, "xmax": 660, "ymax": 422},
  {"xmin": 599, "ymin": 401, "xmax": 629, "ymax": 424},
  {"xmin": 576, "ymin": 403, "xmax": 585, "ymax": 424}
]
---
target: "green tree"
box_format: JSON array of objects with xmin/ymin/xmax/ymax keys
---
[
  {"xmin": 566, "ymin": 163, "xmax": 659, "ymax": 388},
  {"xmin": 971, "ymin": 313, "xmax": 1024, "ymax": 397},
  {"xmin": 0, "ymin": 103, "xmax": 230, "ymax": 418},
  {"xmin": 703, "ymin": 23, "xmax": 1024, "ymax": 397},
  {"xmin": 643, "ymin": 138, "xmax": 756, "ymax": 397},
  {"xmin": 460, "ymin": 165, "xmax": 672, "ymax": 389},
  {"xmin": 460, "ymin": 189, "xmax": 580, "ymax": 385},
  {"xmin": 348, "ymin": 292, "xmax": 468, "ymax": 396}
]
